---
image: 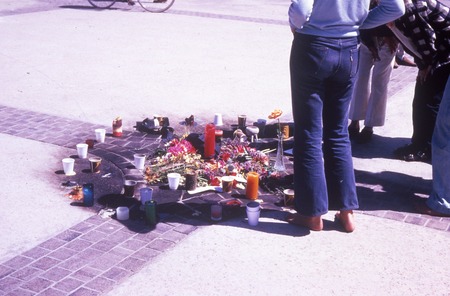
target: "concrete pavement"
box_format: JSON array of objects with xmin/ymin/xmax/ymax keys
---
[{"xmin": 0, "ymin": 1, "xmax": 449, "ymax": 295}]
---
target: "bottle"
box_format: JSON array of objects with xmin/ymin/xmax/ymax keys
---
[{"xmin": 145, "ymin": 200, "xmax": 157, "ymax": 225}]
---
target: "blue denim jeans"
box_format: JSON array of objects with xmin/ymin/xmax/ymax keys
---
[
  {"xmin": 427, "ymin": 75, "xmax": 450, "ymax": 215},
  {"xmin": 290, "ymin": 33, "xmax": 359, "ymax": 217}
]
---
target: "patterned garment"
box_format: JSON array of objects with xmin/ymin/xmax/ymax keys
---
[{"xmin": 394, "ymin": 0, "xmax": 450, "ymax": 71}]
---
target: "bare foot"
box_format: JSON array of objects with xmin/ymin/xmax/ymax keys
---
[
  {"xmin": 335, "ymin": 210, "xmax": 355, "ymax": 233},
  {"xmin": 286, "ymin": 213, "xmax": 323, "ymax": 231}
]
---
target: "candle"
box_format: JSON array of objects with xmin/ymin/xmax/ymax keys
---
[
  {"xmin": 116, "ymin": 207, "xmax": 129, "ymax": 221},
  {"xmin": 246, "ymin": 172, "xmax": 259, "ymax": 200},
  {"xmin": 211, "ymin": 204, "xmax": 222, "ymax": 221},
  {"xmin": 185, "ymin": 171, "xmax": 197, "ymax": 191},
  {"xmin": 204, "ymin": 123, "xmax": 216, "ymax": 159},
  {"xmin": 112, "ymin": 116, "xmax": 123, "ymax": 137},
  {"xmin": 281, "ymin": 123, "xmax": 289, "ymax": 139}
]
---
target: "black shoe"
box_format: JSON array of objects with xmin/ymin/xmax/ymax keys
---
[
  {"xmin": 394, "ymin": 144, "xmax": 415, "ymax": 157},
  {"xmin": 348, "ymin": 125, "xmax": 359, "ymax": 140},
  {"xmin": 403, "ymin": 149, "xmax": 431, "ymax": 162},
  {"xmin": 357, "ymin": 127, "xmax": 373, "ymax": 144},
  {"xmin": 394, "ymin": 144, "xmax": 431, "ymax": 162}
]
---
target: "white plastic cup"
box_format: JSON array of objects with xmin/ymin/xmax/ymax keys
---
[
  {"xmin": 76, "ymin": 143, "xmax": 88, "ymax": 159},
  {"xmin": 213, "ymin": 113, "xmax": 223, "ymax": 126},
  {"xmin": 134, "ymin": 154, "xmax": 146, "ymax": 170},
  {"xmin": 167, "ymin": 173, "xmax": 181, "ymax": 190},
  {"xmin": 62, "ymin": 158, "xmax": 75, "ymax": 175},
  {"xmin": 140, "ymin": 187, "xmax": 153, "ymax": 205},
  {"xmin": 116, "ymin": 207, "xmax": 129, "ymax": 221},
  {"xmin": 246, "ymin": 201, "xmax": 261, "ymax": 226},
  {"xmin": 95, "ymin": 128, "xmax": 106, "ymax": 143}
]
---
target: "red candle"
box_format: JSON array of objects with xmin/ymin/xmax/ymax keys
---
[
  {"xmin": 204, "ymin": 123, "xmax": 216, "ymax": 159},
  {"xmin": 112, "ymin": 117, "xmax": 123, "ymax": 137},
  {"xmin": 246, "ymin": 172, "xmax": 259, "ymax": 200}
]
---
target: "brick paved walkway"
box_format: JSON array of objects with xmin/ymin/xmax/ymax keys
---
[
  {"xmin": 0, "ymin": 65, "xmax": 449, "ymax": 295},
  {"xmin": 0, "ymin": 104, "xmax": 287, "ymax": 295}
]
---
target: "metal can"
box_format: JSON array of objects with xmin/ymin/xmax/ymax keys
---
[
  {"xmin": 82, "ymin": 183, "xmax": 94, "ymax": 207},
  {"xmin": 145, "ymin": 200, "xmax": 157, "ymax": 225}
]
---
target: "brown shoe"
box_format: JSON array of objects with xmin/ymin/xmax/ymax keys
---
[{"xmin": 413, "ymin": 199, "xmax": 450, "ymax": 217}]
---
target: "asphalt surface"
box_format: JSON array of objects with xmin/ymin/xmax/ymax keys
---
[{"xmin": 1, "ymin": 1, "xmax": 449, "ymax": 295}]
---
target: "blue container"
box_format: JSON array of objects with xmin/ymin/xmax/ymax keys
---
[{"xmin": 83, "ymin": 183, "xmax": 94, "ymax": 207}]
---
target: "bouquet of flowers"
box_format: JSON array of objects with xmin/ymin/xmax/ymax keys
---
[
  {"xmin": 144, "ymin": 137, "xmax": 271, "ymax": 186},
  {"xmin": 144, "ymin": 138, "xmax": 202, "ymax": 184},
  {"xmin": 200, "ymin": 138, "xmax": 270, "ymax": 185}
]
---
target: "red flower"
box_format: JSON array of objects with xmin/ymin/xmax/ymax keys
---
[
  {"xmin": 221, "ymin": 152, "xmax": 231, "ymax": 162},
  {"xmin": 210, "ymin": 177, "xmax": 221, "ymax": 186}
]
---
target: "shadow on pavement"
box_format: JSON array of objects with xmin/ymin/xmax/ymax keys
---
[
  {"xmin": 196, "ymin": 209, "xmax": 312, "ymax": 237},
  {"xmin": 59, "ymin": 5, "xmax": 123, "ymax": 10},
  {"xmin": 96, "ymin": 167, "xmax": 434, "ymax": 237},
  {"xmin": 355, "ymin": 168, "xmax": 431, "ymax": 214},
  {"xmin": 351, "ymin": 135, "xmax": 412, "ymax": 160}
]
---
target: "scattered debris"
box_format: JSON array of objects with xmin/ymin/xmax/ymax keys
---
[{"xmin": 98, "ymin": 208, "xmax": 115, "ymax": 219}]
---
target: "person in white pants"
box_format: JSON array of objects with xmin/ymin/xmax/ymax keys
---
[{"xmin": 348, "ymin": 15, "xmax": 398, "ymax": 143}]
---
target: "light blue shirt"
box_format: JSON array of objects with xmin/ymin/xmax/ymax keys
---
[{"xmin": 289, "ymin": 0, "xmax": 405, "ymax": 38}]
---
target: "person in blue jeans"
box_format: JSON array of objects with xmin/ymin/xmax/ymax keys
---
[
  {"xmin": 385, "ymin": 0, "xmax": 450, "ymax": 216},
  {"xmin": 287, "ymin": 0, "xmax": 405, "ymax": 232},
  {"xmin": 417, "ymin": 76, "xmax": 450, "ymax": 217}
]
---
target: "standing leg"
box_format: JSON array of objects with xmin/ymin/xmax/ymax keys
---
[
  {"xmin": 365, "ymin": 43, "xmax": 395, "ymax": 128},
  {"xmin": 349, "ymin": 44, "xmax": 374, "ymax": 123},
  {"xmin": 322, "ymin": 40, "xmax": 359, "ymax": 232},
  {"xmin": 349, "ymin": 44, "xmax": 374, "ymax": 139},
  {"xmin": 289, "ymin": 34, "xmax": 330, "ymax": 231},
  {"xmin": 425, "ymin": 75, "xmax": 450, "ymax": 216},
  {"xmin": 357, "ymin": 43, "xmax": 396, "ymax": 143}
]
